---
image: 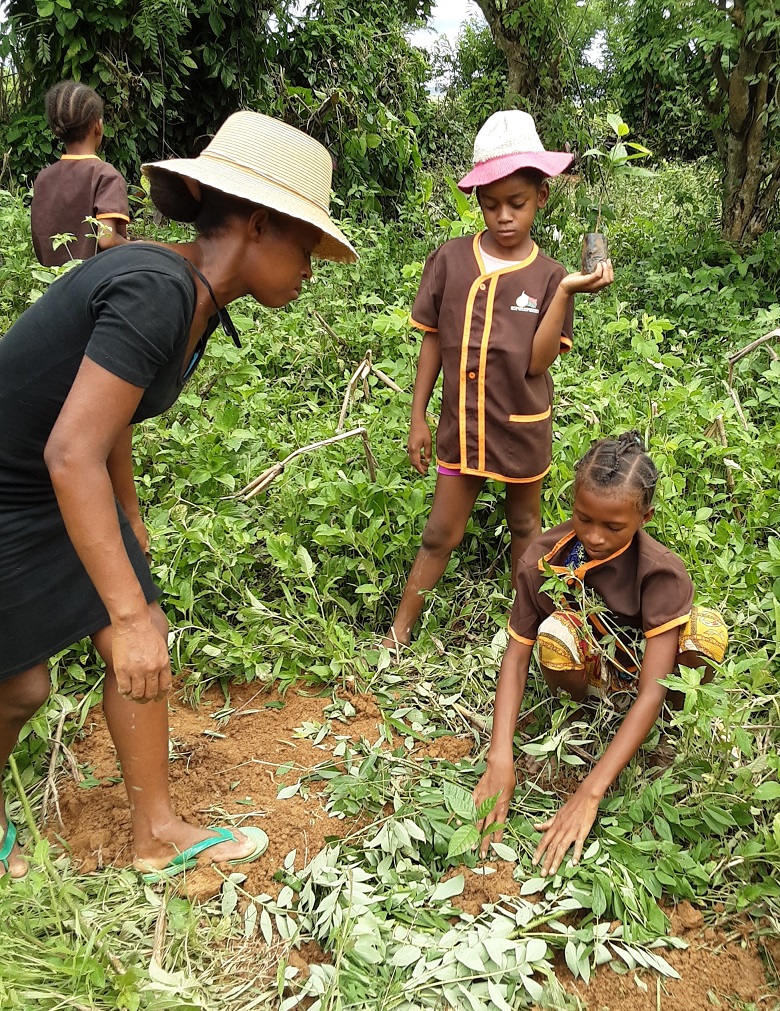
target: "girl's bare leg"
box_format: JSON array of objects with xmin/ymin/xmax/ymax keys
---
[
  {"xmin": 92, "ymin": 602, "xmax": 255, "ymax": 868},
  {"xmin": 0, "ymin": 663, "xmax": 51, "ymax": 876},
  {"xmin": 383, "ymin": 473, "xmax": 485, "ymax": 648},
  {"xmin": 540, "ymin": 663, "xmax": 588, "ymax": 703},
  {"xmin": 504, "ymin": 478, "xmax": 543, "ymax": 589}
]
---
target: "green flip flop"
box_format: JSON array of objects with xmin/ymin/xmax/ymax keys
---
[
  {"xmin": 0, "ymin": 819, "xmax": 20, "ymax": 877},
  {"xmin": 141, "ymin": 825, "xmax": 269, "ymax": 884}
]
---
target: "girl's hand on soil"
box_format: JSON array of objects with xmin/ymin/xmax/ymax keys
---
[
  {"xmin": 473, "ymin": 757, "xmax": 516, "ymax": 857},
  {"xmin": 532, "ymin": 787, "xmax": 600, "ymax": 877},
  {"xmin": 113, "ymin": 618, "xmax": 172, "ymax": 703},
  {"xmin": 560, "ymin": 260, "xmax": 614, "ymax": 296},
  {"xmin": 407, "ymin": 418, "xmax": 432, "ymax": 475}
]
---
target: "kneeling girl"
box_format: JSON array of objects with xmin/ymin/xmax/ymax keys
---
[{"xmin": 473, "ymin": 432, "xmax": 728, "ymax": 875}]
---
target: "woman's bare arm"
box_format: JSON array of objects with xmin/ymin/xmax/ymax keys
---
[{"xmin": 44, "ymin": 357, "xmax": 169, "ymax": 701}]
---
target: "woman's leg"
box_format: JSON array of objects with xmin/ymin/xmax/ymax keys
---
[
  {"xmin": 0, "ymin": 664, "xmax": 51, "ymax": 876},
  {"xmin": 383, "ymin": 473, "xmax": 485, "ymax": 648},
  {"xmin": 92, "ymin": 602, "xmax": 255, "ymax": 868},
  {"xmin": 504, "ymin": 479, "xmax": 543, "ymax": 589}
]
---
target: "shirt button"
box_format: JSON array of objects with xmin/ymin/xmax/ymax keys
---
[
  {"xmin": 480, "ymin": 284, "xmax": 486, "ymax": 291},
  {"xmin": 468, "ymin": 371, "xmax": 476, "ymax": 379}
]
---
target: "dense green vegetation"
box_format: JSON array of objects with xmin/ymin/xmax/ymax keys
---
[
  {"xmin": 0, "ymin": 152, "xmax": 778, "ymax": 1007},
  {"xmin": 0, "ymin": 0, "xmax": 779, "ymax": 1005}
]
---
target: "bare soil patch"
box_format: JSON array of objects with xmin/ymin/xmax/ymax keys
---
[{"xmin": 47, "ymin": 685, "xmax": 775, "ymax": 1006}]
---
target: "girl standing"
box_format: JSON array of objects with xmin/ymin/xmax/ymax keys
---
[
  {"xmin": 31, "ymin": 80, "xmax": 130, "ymax": 266},
  {"xmin": 384, "ymin": 111, "xmax": 613, "ymax": 651},
  {"xmin": 473, "ymin": 433, "xmax": 728, "ymax": 875},
  {"xmin": 0, "ymin": 111, "xmax": 356, "ymax": 878}
]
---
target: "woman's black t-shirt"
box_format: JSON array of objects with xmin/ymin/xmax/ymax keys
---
[{"xmin": 0, "ymin": 244, "xmax": 219, "ymax": 507}]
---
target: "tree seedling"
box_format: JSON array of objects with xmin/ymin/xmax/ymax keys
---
[{"xmin": 581, "ymin": 113, "xmax": 652, "ymax": 272}]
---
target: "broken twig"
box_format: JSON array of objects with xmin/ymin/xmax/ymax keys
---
[{"xmin": 233, "ymin": 427, "xmax": 376, "ymax": 501}]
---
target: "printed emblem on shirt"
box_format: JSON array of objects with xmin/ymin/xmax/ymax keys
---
[{"xmin": 510, "ymin": 291, "xmax": 539, "ymax": 314}]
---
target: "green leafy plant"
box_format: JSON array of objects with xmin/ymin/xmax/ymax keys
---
[{"xmin": 581, "ymin": 113, "xmax": 652, "ymax": 234}]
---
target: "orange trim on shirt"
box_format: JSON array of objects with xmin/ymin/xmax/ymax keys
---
[
  {"xmin": 60, "ymin": 154, "xmax": 101, "ymax": 160},
  {"xmin": 645, "ymin": 613, "xmax": 690, "ymax": 638},
  {"xmin": 410, "ymin": 316, "xmax": 437, "ymax": 333},
  {"xmin": 508, "ymin": 623, "xmax": 536, "ymax": 646},
  {"xmin": 460, "ymin": 235, "xmax": 542, "ymax": 474},
  {"xmin": 461, "ymin": 461, "xmax": 551, "ymax": 484},
  {"xmin": 95, "ymin": 212, "xmax": 130, "ymax": 222},
  {"xmin": 459, "ymin": 242, "xmax": 484, "ymax": 470},
  {"xmin": 508, "ymin": 406, "xmax": 552, "ymax": 423},
  {"xmin": 537, "ymin": 530, "xmax": 633, "ymax": 582},
  {"xmin": 560, "ymin": 335, "xmax": 573, "ymax": 353},
  {"xmin": 477, "ymin": 275, "xmax": 498, "ymax": 471},
  {"xmin": 436, "ymin": 457, "xmax": 550, "ymax": 484}
]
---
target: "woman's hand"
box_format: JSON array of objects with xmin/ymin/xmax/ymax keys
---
[
  {"xmin": 473, "ymin": 756, "xmax": 516, "ymax": 857},
  {"xmin": 532, "ymin": 786, "xmax": 600, "ymax": 877},
  {"xmin": 112, "ymin": 617, "xmax": 171, "ymax": 703},
  {"xmin": 560, "ymin": 259, "xmax": 614, "ymax": 296},
  {"xmin": 407, "ymin": 418, "xmax": 433, "ymax": 474}
]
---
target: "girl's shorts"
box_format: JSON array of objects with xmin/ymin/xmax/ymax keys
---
[{"xmin": 537, "ymin": 606, "xmax": 728, "ymax": 697}]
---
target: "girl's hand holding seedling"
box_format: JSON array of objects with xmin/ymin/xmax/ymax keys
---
[
  {"xmin": 531, "ymin": 785, "xmax": 601, "ymax": 877},
  {"xmin": 473, "ymin": 755, "xmax": 516, "ymax": 856},
  {"xmin": 559, "ymin": 259, "xmax": 614, "ymax": 296},
  {"xmin": 407, "ymin": 417, "xmax": 433, "ymax": 474}
]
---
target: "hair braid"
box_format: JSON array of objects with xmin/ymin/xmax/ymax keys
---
[
  {"xmin": 575, "ymin": 431, "xmax": 658, "ymax": 512},
  {"xmin": 45, "ymin": 81, "xmax": 104, "ymax": 146}
]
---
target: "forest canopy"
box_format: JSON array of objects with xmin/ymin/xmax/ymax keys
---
[{"xmin": 0, "ymin": 0, "xmax": 777, "ymax": 238}]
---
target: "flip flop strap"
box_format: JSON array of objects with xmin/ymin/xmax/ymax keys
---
[
  {"xmin": 164, "ymin": 825, "xmax": 236, "ymax": 870},
  {"xmin": 0, "ymin": 820, "xmax": 17, "ymax": 867}
]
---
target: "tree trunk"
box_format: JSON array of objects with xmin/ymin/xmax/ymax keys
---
[
  {"xmin": 709, "ymin": 1, "xmax": 779, "ymax": 243},
  {"xmin": 473, "ymin": 0, "xmax": 563, "ymax": 107}
]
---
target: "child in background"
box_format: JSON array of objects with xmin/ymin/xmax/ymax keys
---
[
  {"xmin": 383, "ymin": 110, "xmax": 613, "ymax": 652},
  {"xmin": 472, "ymin": 433, "xmax": 728, "ymax": 876},
  {"xmin": 31, "ymin": 80, "xmax": 129, "ymax": 266}
]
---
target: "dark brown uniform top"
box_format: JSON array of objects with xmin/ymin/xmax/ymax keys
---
[
  {"xmin": 508, "ymin": 521, "xmax": 694, "ymax": 645},
  {"xmin": 31, "ymin": 155, "xmax": 129, "ymax": 267},
  {"xmin": 410, "ymin": 234, "xmax": 574, "ymax": 483}
]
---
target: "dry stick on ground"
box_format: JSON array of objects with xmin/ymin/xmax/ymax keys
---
[
  {"xmin": 313, "ymin": 310, "xmax": 350, "ymax": 354},
  {"xmin": 726, "ymin": 328, "xmax": 780, "ymax": 431},
  {"xmin": 337, "ymin": 348, "xmax": 404, "ymax": 432},
  {"xmin": 152, "ymin": 903, "xmax": 168, "ymax": 966},
  {"xmin": 42, "ymin": 707, "xmax": 79, "ymax": 826},
  {"xmin": 704, "ymin": 413, "xmax": 743, "ymax": 521},
  {"xmin": 337, "ymin": 352, "xmax": 373, "ymax": 432},
  {"xmin": 234, "ymin": 427, "xmax": 377, "ymax": 501}
]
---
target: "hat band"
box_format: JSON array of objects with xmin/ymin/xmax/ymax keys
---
[{"xmin": 198, "ymin": 149, "xmax": 330, "ymax": 214}]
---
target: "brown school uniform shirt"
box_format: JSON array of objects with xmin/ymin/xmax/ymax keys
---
[
  {"xmin": 31, "ymin": 155, "xmax": 130, "ymax": 267},
  {"xmin": 508, "ymin": 521, "xmax": 694, "ymax": 645},
  {"xmin": 410, "ymin": 234, "xmax": 574, "ymax": 483}
]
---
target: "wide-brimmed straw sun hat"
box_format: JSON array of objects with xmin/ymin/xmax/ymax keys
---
[
  {"xmin": 143, "ymin": 110, "xmax": 357, "ymax": 263},
  {"xmin": 458, "ymin": 110, "xmax": 573, "ymax": 192}
]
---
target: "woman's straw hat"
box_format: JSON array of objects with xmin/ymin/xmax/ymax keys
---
[
  {"xmin": 458, "ymin": 110, "xmax": 573, "ymax": 192},
  {"xmin": 143, "ymin": 111, "xmax": 357, "ymax": 263}
]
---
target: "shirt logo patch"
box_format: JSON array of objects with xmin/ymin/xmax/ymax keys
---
[{"xmin": 510, "ymin": 291, "xmax": 539, "ymax": 314}]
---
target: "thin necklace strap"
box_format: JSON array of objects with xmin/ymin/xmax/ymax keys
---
[{"xmin": 186, "ymin": 261, "xmax": 242, "ymax": 349}]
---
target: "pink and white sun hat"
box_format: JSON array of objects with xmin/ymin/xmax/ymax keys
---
[{"xmin": 457, "ymin": 110, "xmax": 573, "ymax": 193}]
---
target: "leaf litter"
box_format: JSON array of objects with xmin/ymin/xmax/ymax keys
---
[{"xmin": 45, "ymin": 681, "xmax": 773, "ymax": 1009}]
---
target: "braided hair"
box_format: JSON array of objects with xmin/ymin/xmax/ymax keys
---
[
  {"xmin": 575, "ymin": 431, "xmax": 658, "ymax": 513},
  {"xmin": 45, "ymin": 81, "xmax": 104, "ymax": 146}
]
